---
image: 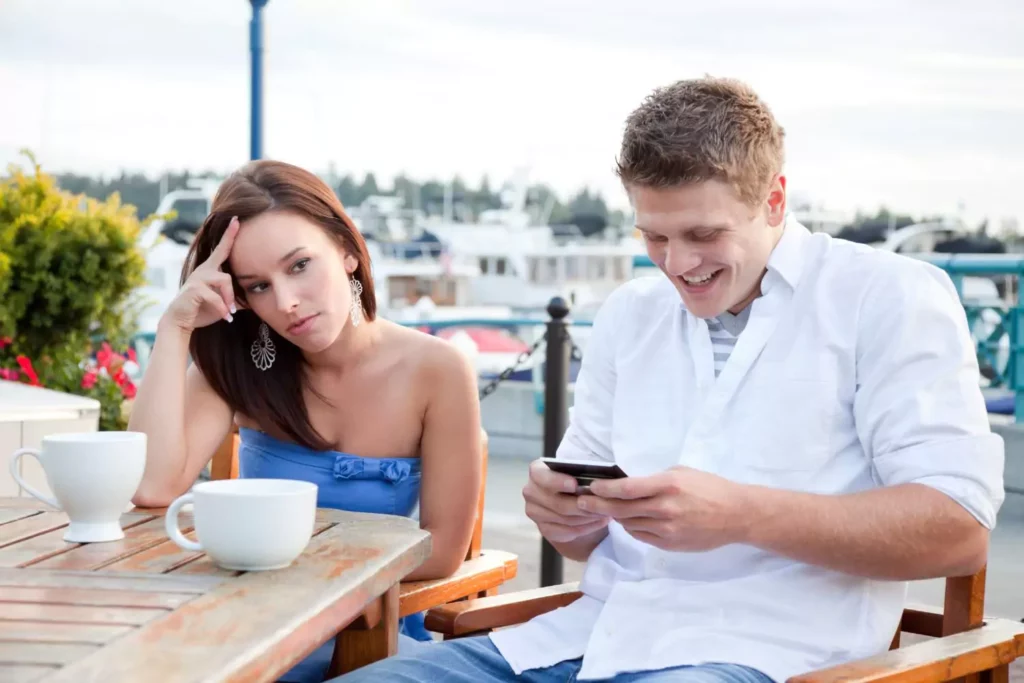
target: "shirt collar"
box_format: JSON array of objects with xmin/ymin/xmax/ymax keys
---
[
  {"xmin": 677, "ymin": 216, "xmax": 812, "ymax": 318},
  {"xmin": 760, "ymin": 216, "xmax": 811, "ymax": 296}
]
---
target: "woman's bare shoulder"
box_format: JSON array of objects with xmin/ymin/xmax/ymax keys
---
[{"xmin": 384, "ymin": 322, "xmax": 476, "ymax": 385}]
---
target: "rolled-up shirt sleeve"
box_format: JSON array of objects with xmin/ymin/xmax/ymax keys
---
[
  {"xmin": 854, "ymin": 258, "xmax": 1005, "ymax": 529},
  {"xmin": 554, "ymin": 287, "xmax": 626, "ymax": 463}
]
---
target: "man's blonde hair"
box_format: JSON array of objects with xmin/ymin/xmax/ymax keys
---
[{"xmin": 616, "ymin": 76, "xmax": 785, "ymax": 206}]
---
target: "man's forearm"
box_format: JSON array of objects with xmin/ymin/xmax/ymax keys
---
[{"xmin": 742, "ymin": 483, "xmax": 989, "ymax": 580}]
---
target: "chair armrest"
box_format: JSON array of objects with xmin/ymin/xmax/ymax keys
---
[
  {"xmin": 398, "ymin": 550, "xmax": 518, "ymax": 617},
  {"xmin": 788, "ymin": 618, "xmax": 1024, "ymax": 682},
  {"xmin": 424, "ymin": 582, "xmax": 583, "ymax": 637}
]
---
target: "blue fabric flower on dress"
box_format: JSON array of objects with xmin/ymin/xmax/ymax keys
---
[
  {"xmin": 332, "ymin": 457, "xmax": 412, "ymax": 484},
  {"xmin": 379, "ymin": 459, "xmax": 412, "ymax": 483}
]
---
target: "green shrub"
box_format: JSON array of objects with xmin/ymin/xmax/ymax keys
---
[{"xmin": 0, "ymin": 152, "xmax": 148, "ymax": 430}]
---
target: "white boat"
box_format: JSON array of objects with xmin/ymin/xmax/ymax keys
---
[
  {"xmin": 135, "ymin": 181, "xmax": 220, "ymax": 335},
  {"xmin": 426, "ymin": 218, "xmax": 643, "ymax": 318},
  {"xmin": 362, "ymin": 174, "xmax": 646, "ymax": 319}
]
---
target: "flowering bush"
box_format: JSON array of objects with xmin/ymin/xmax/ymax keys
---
[
  {"xmin": 0, "ymin": 337, "xmax": 137, "ymax": 431},
  {"xmin": 0, "ymin": 152, "xmax": 148, "ymax": 431},
  {"xmin": 0, "ymin": 152, "xmax": 147, "ymax": 353}
]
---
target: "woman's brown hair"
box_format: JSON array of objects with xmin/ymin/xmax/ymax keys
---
[{"xmin": 181, "ymin": 159, "xmax": 376, "ymax": 451}]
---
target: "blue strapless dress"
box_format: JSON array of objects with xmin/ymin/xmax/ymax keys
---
[{"xmin": 237, "ymin": 427, "xmax": 432, "ymax": 682}]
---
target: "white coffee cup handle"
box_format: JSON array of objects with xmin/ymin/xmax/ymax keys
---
[
  {"xmin": 165, "ymin": 493, "xmax": 203, "ymax": 552},
  {"xmin": 9, "ymin": 448, "xmax": 61, "ymax": 510}
]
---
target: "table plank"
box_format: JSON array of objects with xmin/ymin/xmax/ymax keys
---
[
  {"xmin": 129, "ymin": 505, "xmax": 368, "ymax": 525},
  {"xmin": 0, "ymin": 664, "xmax": 57, "ymax": 683},
  {"xmin": 0, "ymin": 513, "xmax": 69, "ymax": 549},
  {"xmin": 0, "ymin": 586, "xmax": 194, "ymax": 609},
  {"xmin": 105, "ymin": 520, "xmax": 334, "ymax": 575},
  {"xmin": 167, "ymin": 556, "xmax": 240, "ymax": 578},
  {"xmin": 165, "ymin": 521, "xmax": 336, "ymax": 578},
  {"xmin": 0, "ymin": 642, "xmax": 100, "ymax": 666},
  {"xmin": 0, "ymin": 499, "xmax": 52, "ymax": 510},
  {"xmin": 0, "ymin": 568, "xmax": 225, "ymax": 594},
  {"xmin": 45, "ymin": 516, "xmax": 430, "ymax": 682},
  {"xmin": 0, "ymin": 514, "xmax": 155, "ymax": 568},
  {"xmin": 103, "ymin": 532, "xmax": 204, "ymax": 574},
  {"xmin": 29, "ymin": 517, "xmax": 191, "ymax": 571},
  {"xmin": 0, "ymin": 621, "xmax": 131, "ymax": 644},
  {"xmin": 0, "ymin": 509, "xmax": 43, "ymax": 526},
  {"xmin": 0, "ymin": 603, "xmax": 169, "ymax": 626}
]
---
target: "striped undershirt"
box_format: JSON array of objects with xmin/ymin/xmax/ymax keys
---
[{"xmin": 706, "ymin": 305, "xmax": 752, "ymax": 377}]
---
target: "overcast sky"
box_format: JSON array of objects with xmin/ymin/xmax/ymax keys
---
[{"xmin": 1, "ymin": 0, "xmax": 1022, "ymax": 223}]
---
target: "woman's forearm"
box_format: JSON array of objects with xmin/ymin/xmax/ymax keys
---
[{"xmin": 129, "ymin": 320, "xmax": 193, "ymax": 506}]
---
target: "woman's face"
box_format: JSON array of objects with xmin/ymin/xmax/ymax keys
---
[{"xmin": 228, "ymin": 210, "xmax": 359, "ymax": 352}]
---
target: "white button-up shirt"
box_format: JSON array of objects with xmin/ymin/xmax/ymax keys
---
[{"xmin": 489, "ymin": 219, "xmax": 1005, "ymax": 681}]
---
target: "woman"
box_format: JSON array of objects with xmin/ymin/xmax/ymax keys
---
[{"xmin": 129, "ymin": 159, "xmax": 483, "ymax": 682}]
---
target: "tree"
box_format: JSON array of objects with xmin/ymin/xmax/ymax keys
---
[
  {"xmin": 359, "ymin": 172, "xmax": 379, "ymax": 198},
  {"xmin": 335, "ymin": 174, "xmax": 360, "ymax": 208}
]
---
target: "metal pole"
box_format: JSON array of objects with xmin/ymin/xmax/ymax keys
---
[
  {"xmin": 249, "ymin": 0, "xmax": 269, "ymax": 160},
  {"xmin": 541, "ymin": 296, "xmax": 571, "ymax": 586}
]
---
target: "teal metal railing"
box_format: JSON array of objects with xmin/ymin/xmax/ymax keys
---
[
  {"xmin": 915, "ymin": 254, "xmax": 1024, "ymax": 421},
  {"xmin": 131, "ymin": 253, "xmax": 1024, "ymax": 421}
]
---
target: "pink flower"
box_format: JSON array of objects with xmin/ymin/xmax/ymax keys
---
[
  {"xmin": 0, "ymin": 337, "xmax": 12, "ymax": 350},
  {"xmin": 96, "ymin": 342, "xmax": 114, "ymax": 370},
  {"xmin": 81, "ymin": 370, "xmax": 98, "ymax": 390},
  {"xmin": 0, "ymin": 368, "xmax": 19, "ymax": 381},
  {"xmin": 121, "ymin": 381, "xmax": 137, "ymax": 399},
  {"xmin": 110, "ymin": 367, "xmax": 137, "ymax": 399},
  {"xmin": 15, "ymin": 356, "xmax": 39, "ymax": 386}
]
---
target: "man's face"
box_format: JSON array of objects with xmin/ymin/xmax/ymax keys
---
[{"xmin": 631, "ymin": 178, "xmax": 786, "ymax": 318}]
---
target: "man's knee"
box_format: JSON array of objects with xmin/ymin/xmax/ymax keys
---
[{"xmin": 325, "ymin": 636, "xmax": 512, "ymax": 683}]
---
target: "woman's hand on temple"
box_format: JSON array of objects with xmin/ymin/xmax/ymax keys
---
[{"xmin": 163, "ymin": 217, "xmax": 241, "ymax": 332}]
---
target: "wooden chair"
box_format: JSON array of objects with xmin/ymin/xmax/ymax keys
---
[
  {"xmin": 210, "ymin": 426, "xmax": 518, "ymax": 676},
  {"xmin": 424, "ymin": 566, "xmax": 1024, "ymax": 682}
]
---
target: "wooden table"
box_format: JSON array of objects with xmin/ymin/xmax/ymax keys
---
[{"xmin": 0, "ymin": 497, "xmax": 431, "ymax": 682}]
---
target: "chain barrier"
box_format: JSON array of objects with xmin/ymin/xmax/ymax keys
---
[
  {"xmin": 476, "ymin": 328, "xmax": 585, "ymax": 401},
  {"xmin": 568, "ymin": 334, "xmax": 583, "ymax": 362},
  {"xmin": 478, "ymin": 331, "xmax": 548, "ymax": 400}
]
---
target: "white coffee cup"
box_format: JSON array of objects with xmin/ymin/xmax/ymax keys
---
[
  {"xmin": 9, "ymin": 431, "xmax": 147, "ymax": 543},
  {"xmin": 165, "ymin": 478, "xmax": 318, "ymax": 571}
]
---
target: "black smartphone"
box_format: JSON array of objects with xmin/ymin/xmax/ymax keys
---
[{"xmin": 541, "ymin": 458, "xmax": 628, "ymax": 495}]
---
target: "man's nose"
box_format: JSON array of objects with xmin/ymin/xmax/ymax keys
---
[{"xmin": 664, "ymin": 244, "xmax": 702, "ymax": 276}]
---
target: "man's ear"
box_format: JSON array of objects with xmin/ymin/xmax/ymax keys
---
[{"xmin": 766, "ymin": 174, "xmax": 787, "ymax": 228}]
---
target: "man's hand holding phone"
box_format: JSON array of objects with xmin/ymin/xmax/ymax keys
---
[
  {"xmin": 579, "ymin": 466, "xmax": 752, "ymax": 553},
  {"xmin": 523, "ymin": 460, "xmax": 611, "ymax": 545}
]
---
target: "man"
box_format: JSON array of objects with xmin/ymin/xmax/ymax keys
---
[{"xmin": 333, "ymin": 77, "xmax": 1005, "ymax": 682}]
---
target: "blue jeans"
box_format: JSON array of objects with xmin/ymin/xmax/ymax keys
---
[{"xmin": 328, "ymin": 635, "xmax": 775, "ymax": 682}]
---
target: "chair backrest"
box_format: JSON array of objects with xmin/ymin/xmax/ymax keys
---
[
  {"xmin": 892, "ymin": 567, "xmax": 987, "ymax": 650},
  {"xmin": 211, "ymin": 426, "xmax": 489, "ymax": 563}
]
